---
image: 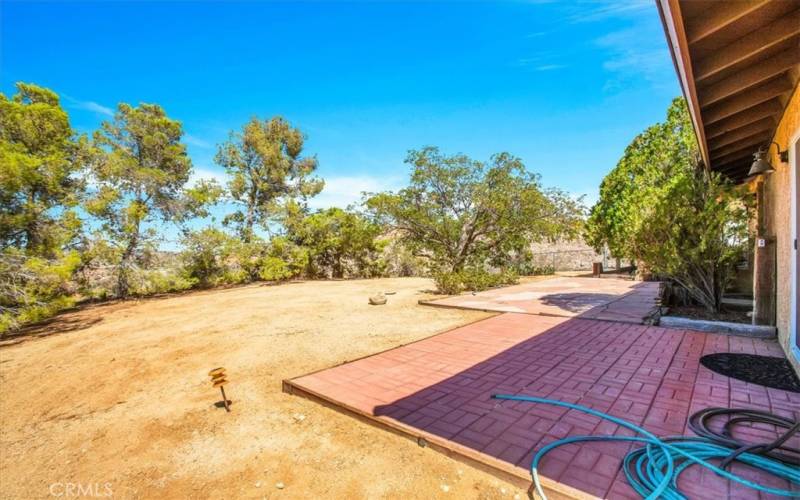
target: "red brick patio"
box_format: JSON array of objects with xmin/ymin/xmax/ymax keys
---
[
  {"xmin": 420, "ymin": 277, "xmax": 662, "ymax": 324},
  {"xmin": 284, "ymin": 313, "xmax": 799, "ymax": 499}
]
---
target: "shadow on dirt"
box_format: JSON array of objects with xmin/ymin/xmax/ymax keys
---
[{"xmin": 0, "ymin": 315, "xmax": 103, "ymax": 347}]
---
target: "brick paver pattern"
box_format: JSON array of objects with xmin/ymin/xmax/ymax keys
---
[{"xmin": 290, "ymin": 314, "xmax": 800, "ymax": 499}]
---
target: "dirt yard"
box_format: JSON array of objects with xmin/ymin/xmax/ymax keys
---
[{"xmin": 0, "ymin": 278, "xmax": 536, "ymax": 499}]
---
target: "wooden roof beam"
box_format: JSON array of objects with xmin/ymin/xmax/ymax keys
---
[
  {"xmin": 716, "ymin": 157, "xmax": 757, "ymax": 180},
  {"xmin": 717, "ymin": 159, "xmax": 751, "ymax": 174},
  {"xmin": 703, "ymin": 76, "xmax": 793, "ymax": 124},
  {"xmin": 686, "ymin": 0, "xmax": 771, "ymax": 45},
  {"xmin": 705, "ymin": 99, "xmax": 783, "ymax": 139},
  {"xmin": 694, "ymin": 10, "xmax": 800, "ymax": 82},
  {"xmin": 710, "ymin": 130, "xmax": 773, "ymax": 159},
  {"xmin": 708, "ymin": 117, "xmax": 776, "ymax": 150},
  {"xmin": 717, "ymin": 166, "xmax": 752, "ymax": 180},
  {"xmin": 711, "ymin": 138, "xmax": 769, "ymax": 169},
  {"xmin": 699, "ymin": 49, "xmax": 800, "ymax": 107}
]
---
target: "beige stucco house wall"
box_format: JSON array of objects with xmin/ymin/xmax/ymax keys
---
[{"xmin": 760, "ymin": 88, "xmax": 799, "ymax": 372}]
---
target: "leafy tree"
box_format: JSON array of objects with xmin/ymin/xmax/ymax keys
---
[
  {"xmin": 585, "ymin": 98, "xmax": 751, "ymax": 312},
  {"xmin": 585, "ymin": 98, "xmax": 698, "ymax": 260},
  {"xmin": 367, "ymin": 147, "xmax": 583, "ymax": 273},
  {"xmin": 215, "ymin": 117, "xmax": 324, "ymax": 241},
  {"xmin": 289, "ymin": 208, "xmax": 384, "ymax": 278},
  {"xmin": 0, "ymin": 83, "xmax": 85, "ymax": 333},
  {"xmin": 89, "ymin": 103, "xmax": 220, "ymax": 298},
  {"xmin": 638, "ymin": 169, "xmax": 750, "ymax": 311},
  {"xmin": 0, "ymin": 83, "xmax": 84, "ymax": 254}
]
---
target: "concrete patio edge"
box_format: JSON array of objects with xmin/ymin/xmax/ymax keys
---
[{"xmin": 658, "ymin": 316, "xmax": 777, "ymax": 337}]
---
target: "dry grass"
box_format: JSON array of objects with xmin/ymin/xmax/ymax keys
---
[{"xmin": 0, "ymin": 278, "xmax": 533, "ymax": 499}]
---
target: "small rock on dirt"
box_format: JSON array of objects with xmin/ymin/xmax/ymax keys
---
[
  {"xmin": 368, "ymin": 293, "xmax": 387, "ymax": 305},
  {"xmin": 275, "ymin": 482, "xmax": 285, "ymax": 490}
]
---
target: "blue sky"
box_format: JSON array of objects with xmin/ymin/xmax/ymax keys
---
[{"xmin": 2, "ymin": 0, "xmax": 679, "ymax": 234}]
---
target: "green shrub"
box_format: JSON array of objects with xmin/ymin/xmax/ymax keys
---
[
  {"xmin": 0, "ymin": 250, "xmax": 80, "ymax": 334},
  {"xmin": 460, "ymin": 268, "xmax": 493, "ymax": 291},
  {"xmin": 532, "ymin": 265, "xmax": 555, "ymax": 276},
  {"xmin": 258, "ymin": 256, "xmax": 292, "ymax": 282},
  {"xmin": 265, "ymin": 236, "xmax": 308, "ymax": 279},
  {"xmin": 180, "ymin": 228, "xmax": 245, "ymax": 287},
  {"xmin": 498, "ymin": 268, "xmax": 520, "ymax": 285},
  {"xmin": 130, "ymin": 268, "xmax": 195, "ymax": 296},
  {"xmin": 230, "ymin": 239, "xmax": 267, "ymax": 281},
  {"xmin": 288, "ymin": 207, "xmax": 384, "ymax": 279},
  {"xmin": 433, "ymin": 271, "xmax": 463, "ymax": 295},
  {"xmin": 433, "ymin": 267, "xmax": 519, "ymax": 294}
]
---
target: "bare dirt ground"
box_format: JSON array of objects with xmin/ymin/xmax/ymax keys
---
[{"xmin": 0, "ymin": 278, "xmax": 537, "ymax": 500}]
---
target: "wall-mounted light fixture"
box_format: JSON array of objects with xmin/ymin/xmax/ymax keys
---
[{"xmin": 747, "ymin": 141, "xmax": 789, "ymax": 177}]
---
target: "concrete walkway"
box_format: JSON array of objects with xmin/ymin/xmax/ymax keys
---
[{"xmin": 421, "ymin": 277, "xmax": 662, "ymax": 324}]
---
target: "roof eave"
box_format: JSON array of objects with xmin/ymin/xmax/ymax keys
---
[{"xmin": 656, "ymin": 0, "xmax": 712, "ymax": 169}]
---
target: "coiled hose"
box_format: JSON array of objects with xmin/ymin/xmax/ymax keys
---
[
  {"xmin": 688, "ymin": 407, "xmax": 800, "ymax": 467},
  {"xmin": 492, "ymin": 394, "xmax": 800, "ymax": 499}
]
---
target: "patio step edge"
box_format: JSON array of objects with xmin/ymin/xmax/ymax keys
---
[{"xmin": 658, "ymin": 316, "xmax": 777, "ymax": 337}]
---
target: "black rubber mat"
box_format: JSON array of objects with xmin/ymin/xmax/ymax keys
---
[{"xmin": 700, "ymin": 353, "xmax": 800, "ymax": 393}]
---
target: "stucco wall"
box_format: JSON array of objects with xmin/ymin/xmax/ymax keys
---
[{"xmin": 761, "ymin": 87, "xmax": 799, "ymax": 372}]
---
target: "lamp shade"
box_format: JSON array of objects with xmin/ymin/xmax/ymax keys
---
[{"xmin": 747, "ymin": 148, "xmax": 775, "ymax": 176}]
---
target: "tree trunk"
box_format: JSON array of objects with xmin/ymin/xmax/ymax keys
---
[
  {"xmin": 334, "ymin": 255, "xmax": 343, "ymax": 279},
  {"xmin": 24, "ymin": 221, "xmax": 41, "ymax": 253},
  {"xmin": 244, "ymin": 206, "xmax": 255, "ymax": 243},
  {"xmin": 24, "ymin": 191, "xmax": 42, "ymax": 253},
  {"xmin": 117, "ymin": 232, "xmax": 139, "ymax": 299}
]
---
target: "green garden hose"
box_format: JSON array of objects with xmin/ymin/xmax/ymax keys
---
[{"xmin": 491, "ymin": 394, "xmax": 800, "ymax": 499}]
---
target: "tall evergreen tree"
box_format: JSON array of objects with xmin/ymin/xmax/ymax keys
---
[
  {"xmin": 89, "ymin": 102, "xmax": 218, "ymax": 298},
  {"xmin": 215, "ymin": 117, "xmax": 323, "ymax": 241},
  {"xmin": 0, "ymin": 83, "xmax": 84, "ymax": 254}
]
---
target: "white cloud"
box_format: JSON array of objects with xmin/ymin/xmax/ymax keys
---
[
  {"xmin": 533, "ymin": 64, "xmax": 566, "ymax": 72},
  {"xmin": 63, "ymin": 96, "xmax": 114, "ymax": 117},
  {"xmin": 309, "ymin": 175, "xmax": 404, "ymax": 210},
  {"xmin": 525, "ymin": 31, "xmax": 549, "ymax": 38},
  {"xmin": 515, "ymin": 51, "xmax": 567, "ymax": 72},
  {"xmin": 568, "ymin": 0, "xmax": 651, "ymax": 23},
  {"xmin": 184, "ymin": 134, "xmax": 212, "ymax": 149},
  {"xmin": 593, "ymin": 21, "xmax": 672, "ymax": 92}
]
